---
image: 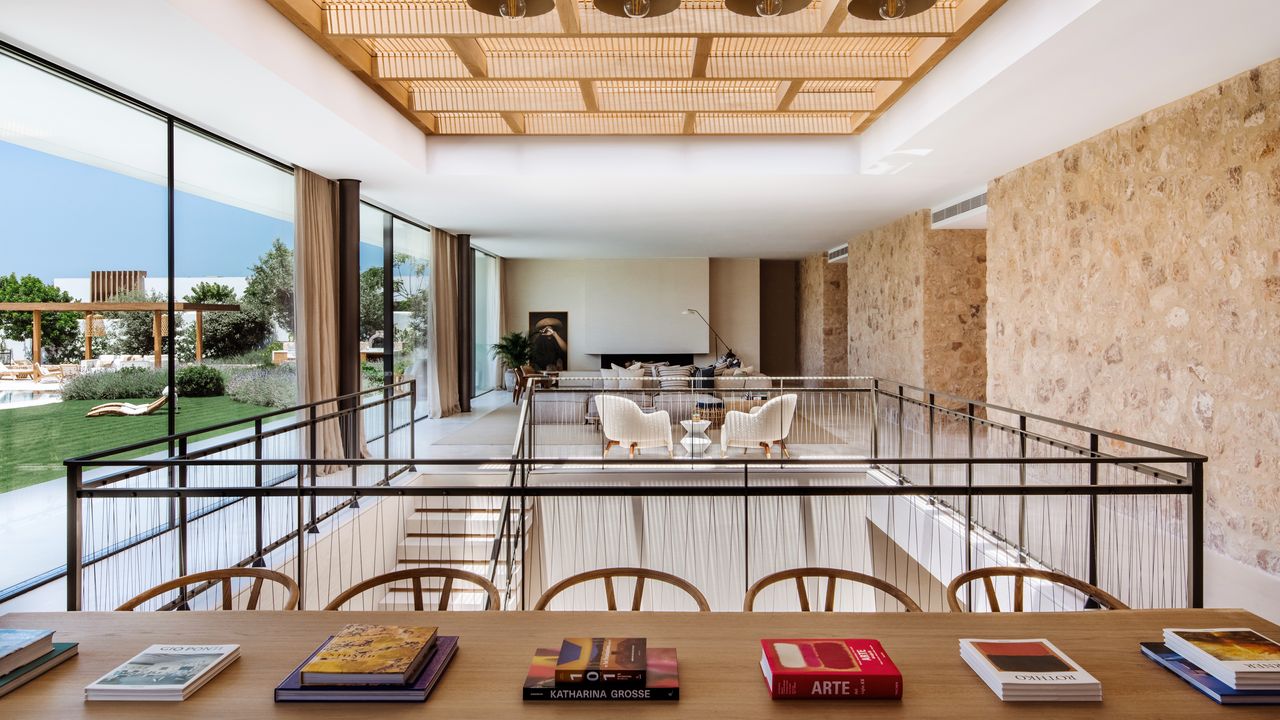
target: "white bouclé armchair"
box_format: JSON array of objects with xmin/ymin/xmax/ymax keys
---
[
  {"xmin": 721, "ymin": 394, "xmax": 798, "ymax": 459},
  {"xmin": 595, "ymin": 394, "xmax": 673, "ymax": 458}
]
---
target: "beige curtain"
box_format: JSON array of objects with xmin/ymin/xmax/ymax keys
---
[
  {"xmin": 294, "ymin": 167, "xmax": 346, "ymax": 473},
  {"xmin": 428, "ymin": 228, "xmax": 461, "ymax": 418}
]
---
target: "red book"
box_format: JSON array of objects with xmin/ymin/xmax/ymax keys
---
[{"xmin": 760, "ymin": 639, "xmax": 903, "ymax": 699}]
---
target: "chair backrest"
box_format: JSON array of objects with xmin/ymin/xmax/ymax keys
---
[
  {"xmin": 758, "ymin": 394, "xmax": 799, "ymax": 437},
  {"xmin": 946, "ymin": 566, "xmax": 1128, "ymax": 612},
  {"xmin": 147, "ymin": 387, "xmax": 171, "ymax": 413},
  {"xmin": 594, "ymin": 394, "xmax": 644, "ymax": 439},
  {"xmin": 744, "ymin": 568, "xmax": 922, "ymax": 612},
  {"xmin": 323, "ymin": 568, "xmax": 501, "ymax": 611},
  {"xmin": 116, "ymin": 568, "xmax": 299, "ymax": 611},
  {"xmin": 534, "ymin": 567, "xmax": 711, "ymax": 612}
]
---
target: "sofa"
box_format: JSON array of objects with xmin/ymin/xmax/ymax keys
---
[{"xmin": 531, "ymin": 369, "xmax": 773, "ymax": 426}]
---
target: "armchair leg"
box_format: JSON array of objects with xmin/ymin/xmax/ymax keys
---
[
  {"xmin": 777, "ymin": 440, "xmax": 790, "ymax": 459},
  {"xmin": 629, "ymin": 443, "xmax": 638, "ymax": 459},
  {"xmin": 759, "ymin": 442, "xmax": 771, "ymax": 459},
  {"xmin": 604, "ymin": 440, "xmax": 619, "ymax": 457}
]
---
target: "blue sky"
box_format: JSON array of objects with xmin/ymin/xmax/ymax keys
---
[{"xmin": 0, "ymin": 140, "xmax": 294, "ymax": 281}]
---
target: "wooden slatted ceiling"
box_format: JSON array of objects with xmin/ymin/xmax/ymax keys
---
[{"xmin": 267, "ymin": 0, "xmax": 1003, "ymax": 135}]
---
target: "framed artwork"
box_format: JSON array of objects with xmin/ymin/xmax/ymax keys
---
[{"xmin": 528, "ymin": 311, "xmax": 568, "ymax": 372}]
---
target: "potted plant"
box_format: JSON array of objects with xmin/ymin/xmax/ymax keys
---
[{"xmin": 489, "ymin": 331, "xmax": 531, "ymax": 390}]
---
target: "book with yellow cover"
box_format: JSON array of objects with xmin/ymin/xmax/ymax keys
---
[{"xmin": 301, "ymin": 625, "xmax": 436, "ymax": 686}]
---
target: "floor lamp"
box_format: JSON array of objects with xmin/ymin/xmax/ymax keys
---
[{"xmin": 683, "ymin": 308, "xmax": 740, "ymax": 367}]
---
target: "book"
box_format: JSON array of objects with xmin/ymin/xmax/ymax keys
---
[
  {"xmin": 0, "ymin": 629, "xmax": 54, "ymax": 677},
  {"xmin": 959, "ymin": 639, "xmax": 1101, "ymax": 701},
  {"xmin": 300, "ymin": 624, "xmax": 437, "ymax": 686},
  {"xmin": 1163, "ymin": 628, "xmax": 1280, "ymax": 690},
  {"xmin": 85, "ymin": 644, "xmax": 239, "ymax": 701},
  {"xmin": 0, "ymin": 643, "xmax": 79, "ymax": 699},
  {"xmin": 759, "ymin": 639, "xmax": 902, "ymax": 699},
  {"xmin": 555, "ymin": 637, "xmax": 646, "ymax": 685},
  {"xmin": 276, "ymin": 636, "xmax": 458, "ymax": 702},
  {"xmin": 524, "ymin": 647, "xmax": 678, "ymax": 701},
  {"xmin": 1141, "ymin": 642, "xmax": 1280, "ymax": 705}
]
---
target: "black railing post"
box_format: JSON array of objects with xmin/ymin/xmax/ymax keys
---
[
  {"xmin": 383, "ymin": 385, "xmax": 392, "ymax": 486},
  {"xmin": 1088, "ymin": 433, "xmax": 1099, "ymax": 588},
  {"xmin": 870, "ymin": 379, "xmax": 880, "ymax": 462},
  {"xmin": 295, "ymin": 473, "xmax": 306, "ymax": 611},
  {"xmin": 965, "ymin": 401, "xmax": 975, "ymax": 609},
  {"xmin": 1189, "ymin": 460, "xmax": 1204, "ymax": 608},
  {"xmin": 308, "ymin": 405, "xmax": 318, "ymax": 533},
  {"xmin": 177, "ymin": 437, "xmax": 189, "ymax": 609},
  {"xmin": 1017, "ymin": 414, "xmax": 1027, "ymax": 562},
  {"xmin": 743, "ymin": 461, "xmax": 750, "ymax": 601},
  {"xmin": 410, "ymin": 380, "xmax": 417, "ymax": 470},
  {"xmin": 926, "ymin": 393, "xmax": 936, "ymax": 487},
  {"xmin": 253, "ymin": 418, "xmax": 265, "ymax": 567},
  {"xmin": 65, "ymin": 464, "xmax": 82, "ymax": 611},
  {"xmin": 897, "ymin": 384, "xmax": 905, "ymax": 480}
]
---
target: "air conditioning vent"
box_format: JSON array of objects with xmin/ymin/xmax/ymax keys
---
[
  {"xmin": 827, "ymin": 244, "xmax": 849, "ymax": 264},
  {"xmin": 931, "ymin": 191, "xmax": 987, "ymax": 225}
]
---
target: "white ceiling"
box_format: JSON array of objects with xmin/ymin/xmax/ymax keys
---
[{"xmin": 1, "ymin": 0, "xmax": 1278, "ymax": 258}]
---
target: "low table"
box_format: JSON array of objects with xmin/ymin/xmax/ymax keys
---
[{"xmin": 679, "ymin": 419, "xmax": 712, "ymax": 456}]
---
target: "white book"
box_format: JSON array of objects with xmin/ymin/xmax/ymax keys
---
[
  {"xmin": 85, "ymin": 644, "xmax": 240, "ymax": 701},
  {"xmin": 960, "ymin": 639, "xmax": 1101, "ymax": 702},
  {"xmin": 0, "ymin": 629, "xmax": 54, "ymax": 677},
  {"xmin": 1163, "ymin": 629, "xmax": 1280, "ymax": 690}
]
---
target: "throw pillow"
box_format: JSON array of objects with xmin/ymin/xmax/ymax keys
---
[
  {"xmin": 600, "ymin": 367, "xmax": 619, "ymax": 390},
  {"xmin": 613, "ymin": 363, "xmax": 645, "ymax": 390},
  {"xmin": 694, "ymin": 364, "xmax": 716, "ymax": 390},
  {"xmin": 658, "ymin": 364, "xmax": 694, "ymax": 390}
]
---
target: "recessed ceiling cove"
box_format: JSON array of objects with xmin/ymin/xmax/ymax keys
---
[{"xmin": 266, "ymin": 0, "xmax": 1005, "ymax": 135}]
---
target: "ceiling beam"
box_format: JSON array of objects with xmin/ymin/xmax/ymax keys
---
[
  {"xmin": 378, "ymin": 69, "xmax": 908, "ymax": 82},
  {"xmin": 579, "ymin": 81, "xmax": 600, "ymax": 112},
  {"xmin": 682, "ymin": 113, "xmax": 697, "ymax": 135},
  {"xmin": 555, "ymin": 0, "xmax": 582, "ymax": 34},
  {"xmin": 775, "ymin": 81, "xmax": 803, "ymax": 111},
  {"xmin": 444, "ymin": 37, "xmax": 489, "ymax": 77},
  {"xmin": 263, "ymin": 0, "xmax": 437, "ymax": 134},
  {"xmin": 821, "ymin": 0, "xmax": 847, "ymax": 35},
  {"xmin": 501, "ymin": 112, "xmax": 526, "ymax": 134},
  {"xmin": 691, "ymin": 36, "xmax": 713, "ymax": 78}
]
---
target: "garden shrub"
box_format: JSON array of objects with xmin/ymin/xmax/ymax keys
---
[
  {"xmin": 175, "ymin": 365, "xmax": 225, "ymax": 397},
  {"xmin": 62, "ymin": 366, "xmax": 167, "ymax": 401},
  {"xmin": 226, "ymin": 364, "xmax": 297, "ymax": 409}
]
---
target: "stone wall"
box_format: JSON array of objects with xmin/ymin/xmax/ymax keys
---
[
  {"xmin": 986, "ymin": 59, "xmax": 1280, "ymax": 578},
  {"xmin": 798, "ymin": 254, "xmax": 848, "ymax": 378},
  {"xmin": 842, "ymin": 209, "xmax": 987, "ymax": 397}
]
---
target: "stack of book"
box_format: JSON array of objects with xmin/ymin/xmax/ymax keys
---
[
  {"xmin": 0, "ymin": 629, "xmax": 78, "ymax": 699},
  {"xmin": 959, "ymin": 638, "xmax": 1101, "ymax": 702},
  {"xmin": 275, "ymin": 624, "xmax": 456, "ymax": 702},
  {"xmin": 85, "ymin": 644, "xmax": 239, "ymax": 701},
  {"xmin": 523, "ymin": 637, "xmax": 679, "ymax": 701},
  {"xmin": 759, "ymin": 638, "xmax": 902, "ymax": 699},
  {"xmin": 1143, "ymin": 628, "xmax": 1280, "ymax": 704}
]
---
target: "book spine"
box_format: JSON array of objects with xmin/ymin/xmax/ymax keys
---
[
  {"xmin": 768, "ymin": 674, "xmax": 902, "ymax": 699},
  {"xmin": 524, "ymin": 686, "xmax": 677, "ymax": 701}
]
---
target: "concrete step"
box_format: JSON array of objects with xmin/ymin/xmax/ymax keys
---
[
  {"xmin": 397, "ymin": 535, "xmax": 502, "ymax": 562},
  {"xmin": 377, "ymin": 587, "xmax": 495, "ymax": 612},
  {"xmin": 405, "ymin": 510, "xmax": 526, "ymax": 535},
  {"xmin": 414, "ymin": 495, "xmax": 509, "ymax": 512}
]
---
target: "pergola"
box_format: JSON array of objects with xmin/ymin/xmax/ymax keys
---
[{"xmin": 0, "ymin": 302, "xmax": 239, "ymax": 366}]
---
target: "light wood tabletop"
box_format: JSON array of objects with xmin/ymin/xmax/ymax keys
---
[{"xmin": 1, "ymin": 609, "xmax": 1277, "ymax": 718}]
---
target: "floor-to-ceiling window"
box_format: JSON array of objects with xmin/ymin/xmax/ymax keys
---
[
  {"xmin": 393, "ymin": 218, "xmax": 431, "ymax": 418},
  {"xmin": 473, "ymin": 249, "xmax": 499, "ymax": 395}
]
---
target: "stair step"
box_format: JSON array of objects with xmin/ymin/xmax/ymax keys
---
[
  {"xmin": 413, "ymin": 495, "xmax": 508, "ymax": 511},
  {"xmin": 397, "ymin": 536, "xmax": 499, "ymax": 562},
  {"xmin": 405, "ymin": 512, "xmax": 521, "ymax": 535},
  {"xmin": 383, "ymin": 567, "xmax": 511, "ymax": 590}
]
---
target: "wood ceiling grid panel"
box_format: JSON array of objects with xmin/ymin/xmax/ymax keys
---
[
  {"xmin": 479, "ymin": 37, "xmax": 695, "ymax": 79},
  {"xmin": 788, "ymin": 90, "xmax": 876, "ymax": 111},
  {"xmin": 706, "ymin": 36, "xmax": 914, "ymax": 79},
  {"xmin": 410, "ymin": 80, "xmax": 587, "ymax": 111},
  {"xmin": 595, "ymin": 80, "xmax": 782, "ymax": 112},
  {"xmin": 576, "ymin": 2, "xmax": 826, "ymax": 35},
  {"xmin": 693, "ymin": 111, "xmax": 854, "ymax": 134},
  {"xmin": 435, "ymin": 112, "xmax": 515, "ymax": 133},
  {"xmin": 524, "ymin": 113, "xmax": 686, "ymax": 134},
  {"xmin": 838, "ymin": 1, "xmax": 956, "ymax": 34}
]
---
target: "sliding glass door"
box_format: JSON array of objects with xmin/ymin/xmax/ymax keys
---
[{"xmin": 473, "ymin": 249, "xmax": 499, "ymax": 395}]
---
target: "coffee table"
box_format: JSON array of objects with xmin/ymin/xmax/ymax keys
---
[{"xmin": 680, "ymin": 418, "xmax": 712, "ymax": 456}]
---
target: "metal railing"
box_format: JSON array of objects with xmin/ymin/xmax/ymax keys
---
[{"xmin": 59, "ymin": 376, "xmax": 1204, "ymax": 613}]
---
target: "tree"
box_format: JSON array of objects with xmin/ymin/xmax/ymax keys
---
[
  {"xmin": 359, "ymin": 266, "xmax": 385, "ymax": 342},
  {"xmin": 0, "ymin": 273, "xmax": 82, "ymax": 363},
  {"xmin": 242, "ymin": 239, "xmax": 294, "ymax": 335},
  {"xmin": 181, "ymin": 282, "xmax": 271, "ymax": 359},
  {"xmin": 102, "ymin": 290, "xmax": 183, "ymax": 357}
]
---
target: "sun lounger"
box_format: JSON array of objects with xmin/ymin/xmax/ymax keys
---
[{"xmin": 86, "ymin": 387, "xmax": 170, "ymax": 418}]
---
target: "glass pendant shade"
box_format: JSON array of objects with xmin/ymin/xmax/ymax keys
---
[
  {"xmin": 593, "ymin": 0, "xmax": 682, "ymax": 18},
  {"xmin": 499, "ymin": 0, "xmax": 525, "ymax": 17},
  {"xmin": 466, "ymin": 0, "xmax": 556, "ymax": 18},
  {"xmin": 846, "ymin": 0, "xmax": 936, "ymax": 21},
  {"xmin": 623, "ymin": 0, "xmax": 650, "ymax": 17}
]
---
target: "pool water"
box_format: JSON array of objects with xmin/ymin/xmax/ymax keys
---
[{"xmin": 0, "ymin": 390, "xmax": 62, "ymax": 408}]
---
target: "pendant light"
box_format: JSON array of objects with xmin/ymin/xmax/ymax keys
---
[
  {"xmin": 724, "ymin": 0, "xmax": 811, "ymax": 17},
  {"xmin": 467, "ymin": 0, "xmax": 556, "ymax": 18},
  {"xmin": 593, "ymin": 0, "xmax": 682, "ymax": 19},
  {"xmin": 847, "ymin": 0, "xmax": 937, "ymax": 20}
]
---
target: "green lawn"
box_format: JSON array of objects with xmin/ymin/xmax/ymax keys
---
[{"xmin": 0, "ymin": 397, "xmax": 275, "ymax": 493}]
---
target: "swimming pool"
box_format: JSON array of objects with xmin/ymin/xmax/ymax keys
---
[{"xmin": 0, "ymin": 390, "xmax": 62, "ymax": 408}]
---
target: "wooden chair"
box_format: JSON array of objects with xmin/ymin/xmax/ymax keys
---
[
  {"xmin": 743, "ymin": 568, "xmax": 922, "ymax": 612},
  {"xmin": 116, "ymin": 568, "xmax": 299, "ymax": 611},
  {"xmin": 323, "ymin": 568, "xmax": 501, "ymax": 611},
  {"xmin": 534, "ymin": 567, "xmax": 710, "ymax": 612},
  {"xmin": 946, "ymin": 566, "xmax": 1128, "ymax": 612}
]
